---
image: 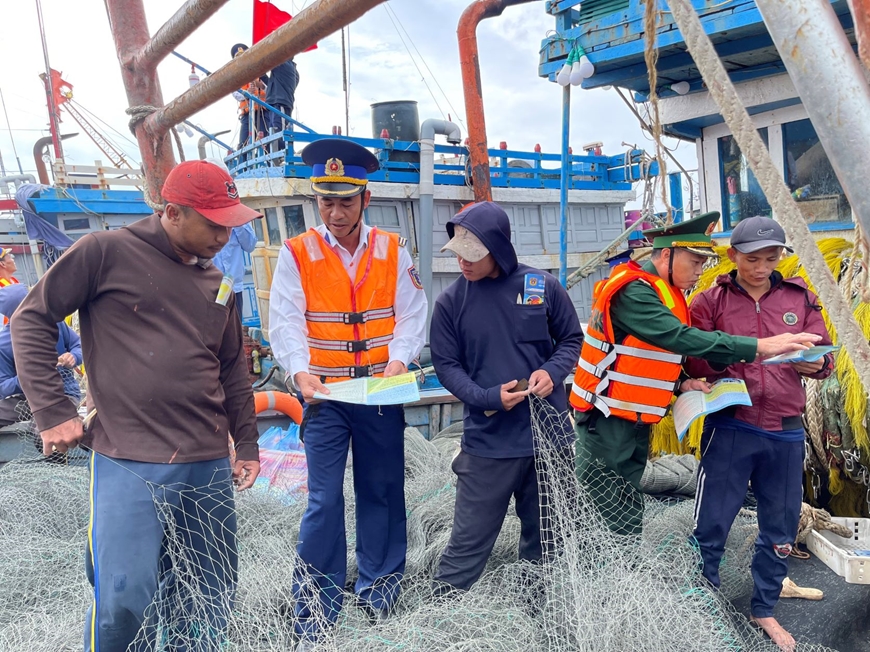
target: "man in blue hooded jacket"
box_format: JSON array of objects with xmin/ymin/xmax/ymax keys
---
[
  {"xmin": 429, "ymin": 201, "xmax": 583, "ymax": 592},
  {"xmin": 0, "ymin": 283, "xmax": 82, "ymax": 427}
]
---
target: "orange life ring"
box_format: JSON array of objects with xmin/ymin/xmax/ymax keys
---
[{"xmin": 254, "ymin": 390, "xmax": 303, "ymax": 424}]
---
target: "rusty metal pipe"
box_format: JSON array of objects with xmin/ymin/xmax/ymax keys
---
[
  {"xmin": 854, "ymin": 0, "xmax": 870, "ymax": 70},
  {"xmin": 134, "ymin": 0, "xmax": 230, "ymax": 70},
  {"xmin": 32, "ymin": 133, "xmax": 77, "ymax": 184},
  {"xmin": 145, "ymin": 0, "xmax": 388, "ymax": 141},
  {"xmin": 458, "ymin": 0, "xmax": 536, "ymax": 203},
  {"xmin": 105, "ymin": 0, "xmax": 176, "ymax": 208}
]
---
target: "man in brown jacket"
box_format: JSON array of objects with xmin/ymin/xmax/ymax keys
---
[{"xmin": 11, "ymin": 160, "xmax": 262, "ymax": 652}]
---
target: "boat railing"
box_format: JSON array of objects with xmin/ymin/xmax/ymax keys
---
[
  {"xmin": 51, "ymin": 160, "xmax": 144, "ymax": 190},
  {"xmin": 226, "ymin": 129, "xmax": 654, "ymax": 191}
]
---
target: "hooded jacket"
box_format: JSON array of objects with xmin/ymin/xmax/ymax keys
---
[
  {"xmin": 685, "ymin": 271, "xmax": 832, "ymax": 432},
  {"xmin": 0, "ymin": 284, "xmax": 82, "ymax": 400},
  {"xmin": 429, "ymin": 202, "xmax": 583, "ymax": 458}
]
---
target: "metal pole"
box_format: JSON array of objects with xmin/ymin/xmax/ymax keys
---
[
  {"xmin": 853, "ymin": 0, "xmax": 870, "ymax": 70},
  {"xmin": 35, "ymin": 0, "xmax": 63, "ymax": 161},
  {"xmin": 457, "ymin": 0, "xmax": 536, "ymax": 203},
  {"xmin": 104, "ymin": 0, "xmax": 175, "ymax": 208},
  {"xmin": 755, "ymin": 0, "xmax": 870, "ymax": 228},
  {"xmin": 559, "ymin": 84, "xmax": 570, "ymax": 286},
  {"xmin": 146, "ymin": 0, "xmax": 389, "ymax": 138},
  {"xmin": 668, "ymin": 172, "xmax": 684, "ymax": 223},
  {"xmin": 134, "ymin": 0, "xmax": 230, "ymax": 70}
]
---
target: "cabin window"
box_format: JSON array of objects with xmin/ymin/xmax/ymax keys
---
[
  {"xmin": 718, "ymin": 129, "xmax": 770, "ymax": 228},
  {"xmin": 366, "ymin": 204, "xmax": 401, "ymax": 230},
  {"xmin": 252, "ymin": 217, "xmax": 264, "ymax": 242},
  {"xmin": 63, "ymin": 218, "xmax": 91, "ymax": 231},
  {"xmin": 264, "ymin": 207, "xmax": 281, "ymax": 245},
  {"xmin": 282, "ymin": 205, "xmax": 306, "ymax": 238},
  {"xmin": 783, "ymin": 119, "xmax": 851, "ymax": 224}
]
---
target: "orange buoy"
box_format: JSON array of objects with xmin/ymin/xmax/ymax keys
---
[{"xmin": 254, "ymin": 391, "xmax": 303, "ymax": 424}]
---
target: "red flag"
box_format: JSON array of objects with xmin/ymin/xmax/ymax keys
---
[{"xmin": 253, "ymin": 0, "xmax": 318, "ymax": 50}]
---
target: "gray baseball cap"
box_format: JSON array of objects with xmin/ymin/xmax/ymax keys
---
[{"xmin": 730, "ymin": 216, "xmax": 793, "ymax": 254}]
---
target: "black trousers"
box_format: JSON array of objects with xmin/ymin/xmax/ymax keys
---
[{"xmin": 434, "ymin": 450, "xmax": 560, "ymax": 591}]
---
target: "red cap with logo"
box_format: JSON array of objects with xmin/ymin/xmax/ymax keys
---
[{"xmin": 161, "ymin": 160, "xmax": 262, "ymax": 227}]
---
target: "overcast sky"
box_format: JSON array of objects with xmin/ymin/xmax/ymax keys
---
[{"xmin": 0, "ymin": 0, "xmax": 696, "ymax": 207}]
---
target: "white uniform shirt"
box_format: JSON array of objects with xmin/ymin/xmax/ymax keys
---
[{"xmin": 269, "ymin": 223, "xmax": 428, "ymax": 379}]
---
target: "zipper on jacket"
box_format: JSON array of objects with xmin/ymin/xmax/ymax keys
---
[{"xmin": 756, "ymin": 300, "xmax": 765, "ymax": 428}]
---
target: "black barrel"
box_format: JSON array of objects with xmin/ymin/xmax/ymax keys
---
[{"xmin": 371, "ymin": 100, "xmax": 420, "ymax": 164}]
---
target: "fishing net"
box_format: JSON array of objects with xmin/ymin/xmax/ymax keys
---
[{"xmin": 0, "ymin": 397, "xmax": 838, "ymax": 651}]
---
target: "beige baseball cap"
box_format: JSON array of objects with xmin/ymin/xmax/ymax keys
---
[{"xmin": 441, "ymin": 225, "xmax": 490, "ymax": 262}]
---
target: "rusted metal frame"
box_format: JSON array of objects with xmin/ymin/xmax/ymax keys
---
[
  {"xmin": 144, "ymin": 0, "xmax": 389, "ymax": 141},
  {"xmin": 133, "ymin": 0, "xmax": 230, "ymax": 71},
  {"xmin": 457, "ymin": 0, "xmax": 536, "ymax": 203},
  {"xmin": 854, "ymin": 0, "xmax": 870, "ymax": 70},
  {"xmin": 105, "ymin": 0, "xmax": 175, "ymax": 207}
]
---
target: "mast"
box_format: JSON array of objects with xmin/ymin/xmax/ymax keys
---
[{"xmin": 35, "ymin": 0, "xmax": 64, "ymax": 162}]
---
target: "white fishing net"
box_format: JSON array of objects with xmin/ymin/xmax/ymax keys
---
[{"xmin": 0, "ymin": 395, "xmax": 838, "ymax": 651}]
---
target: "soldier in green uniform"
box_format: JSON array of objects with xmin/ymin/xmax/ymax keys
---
[{"xmin": 569, "ymin": 212, "xmax": 821, "ymax": 535}]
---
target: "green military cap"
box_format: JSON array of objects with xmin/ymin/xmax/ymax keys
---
[{"xmin": 642, "ymin": 211, "xmax": 720, "ymax": 257}]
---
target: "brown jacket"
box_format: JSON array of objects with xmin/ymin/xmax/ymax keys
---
[{"xmin": 11, "ymin": 214, "xmax": 259, "ymax": 463}]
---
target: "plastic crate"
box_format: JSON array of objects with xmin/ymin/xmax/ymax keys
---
[{"xmin": 807, "ymin": 517, "xmax": 870, "ymax": 584}]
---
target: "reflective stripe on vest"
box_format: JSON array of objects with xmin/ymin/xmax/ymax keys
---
[
  {"xmin": 287, "ymin": 228, "xmax": 399, "ymax": 382},
  {"xmin": 571, "ymin": 385, "xmax": 669, "ymax": 420},
  {"xmin": 569, "ymin": 261, "xmax": 688, "ymax": 424},
  {"xmin": 309, "ymin": 361, "xmax": 389, "ymax": 379}
]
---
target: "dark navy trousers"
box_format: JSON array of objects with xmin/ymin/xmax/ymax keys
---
[
  {"xmin": 692, "ymin": 424, "xmax": 803, "ymax": 617},
  {"xmin": 293, "ymin": 401, "xmax": 406, "ymax": 639},
  {"xmin": 85, "ymin": 453, "xmax": 237, "ymax": 652}
]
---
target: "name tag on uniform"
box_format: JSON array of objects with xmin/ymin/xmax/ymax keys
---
[{"xmin": 522, "ymin": 273, "xmax": 545, "ymax": 305}]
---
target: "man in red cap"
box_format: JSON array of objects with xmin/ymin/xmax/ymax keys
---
[{"xmin": 12, "ymin": 160, "xmax": 262, "ymax": 652}]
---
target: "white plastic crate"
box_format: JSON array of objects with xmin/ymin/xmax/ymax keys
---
[{"xmin": 807, "ymin": 517, "xmax": 870, "ymax": 584}]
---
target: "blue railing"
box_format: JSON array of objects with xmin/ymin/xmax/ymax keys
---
[{"xmin": 225, "ymin": 129, "xmax": 654, "ymax": 192}]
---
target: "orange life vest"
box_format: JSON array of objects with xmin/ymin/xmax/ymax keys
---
[
  {"xmin": 239, "ymin": 81, "xmax": 266, "ymax": 115},
  {"xmin": 569, "ymin": 261, "xmax": 689, "ymax": 424},
  {"xmin": 287, "ymin": 228, "xmax": 399, "ymax": 382}
]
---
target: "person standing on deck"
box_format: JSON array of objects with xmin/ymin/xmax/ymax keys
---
[
  {"xmin": 213, "ymin": 223, "xmax": 258, "ymax": 325},
  {"xmin": 686, "ymin": 216, "xmax": 833, "ymax": 652},
  {"xmin": 268, "ymin": 138, "xmax": 427, "ymax": 651},
  {"xmin": 266, "ymin": 56, "xmax": 299, "ymax": 135},
  {"xmin": 231, "ymin": 44, "xmax": 269, "ymax": 154},
  {"xmin": 570, "ymin": 212, "xmax": 822, "ymax": 536},
  {"xmin": 10, "ymin": 159, "xmax": 262, "ymax": 652},
  {"xmin": 428, "ymin": 201, "xmax": 583, "ymax": 595}
]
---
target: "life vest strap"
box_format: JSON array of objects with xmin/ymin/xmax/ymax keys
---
[
  {"xmin": 578, "ymin": 354, "xmax": 677, "ymax": 394},
  {"xmin": 606, "ymin": 370, "xmax": 680, "ymax": 392},
  {"xmin": 309, "ymin": 362, "xmax": 389, "ymax": 378},
  {"xmin": 304, "ymin": 306, "xmax": 395, "ymax": 325},
  {"xmin": 571, "ymin": 385, "xmax": 669, "ymax": 419},
  {"xmin": 307, "ymin": 334, "xmax": 394, "ymax": 353},
  {"xmin": 585, "ymin": 333, "xmax": 683, "ymax": 365}
]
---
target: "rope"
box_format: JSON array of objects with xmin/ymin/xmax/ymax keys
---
[
  {"xmin": 642, "ymin": 0, "xmax": 672, "ymax": 223},
  {"xmin": 125, "ymin": 105, "xmax": 185, "ymax": 211},
  {"xmin": 804, "ymin": 379, "xmax": 827, "ymax": 472},
  {"xmin": 667, "ymin": 0, "xmax": 870, "ymax": 410}
]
